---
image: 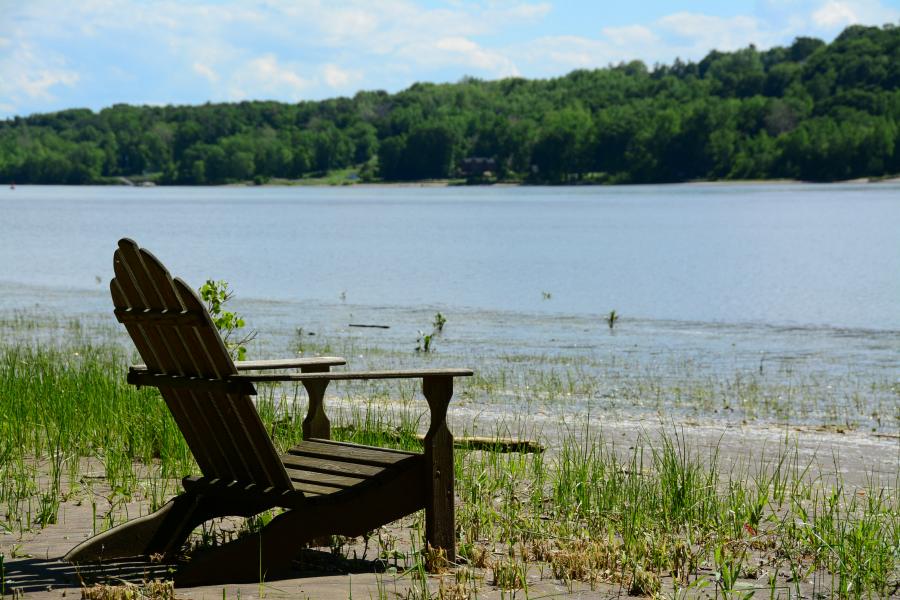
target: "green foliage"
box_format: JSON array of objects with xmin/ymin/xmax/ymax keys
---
[
  {"xmin": 3, "ymin": 24, "xmax": 900, "ymax": 184},
  {"xmin": 198, "ymin": 279, "xmax": 255, "ymax": 360},
  {"xmin": 415, "ymin": 330, "xmax": 434, "ymax": 353},
  {"xmin": 416, "ymin": 313, "xmax": 448, "ymax": 352}
]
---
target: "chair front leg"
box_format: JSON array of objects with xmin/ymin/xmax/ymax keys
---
[{"xmin": 422, "ymin": 375, "xmax": 455, "ymax": 565}]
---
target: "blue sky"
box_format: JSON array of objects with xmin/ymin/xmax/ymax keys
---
[{"xmin": 2, "ymin": 0, "xmax": 899, "ymax": 119}]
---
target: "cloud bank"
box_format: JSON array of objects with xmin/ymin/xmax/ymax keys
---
[{"xmin": 0, "ymin": 0, "xmax": 898, "ymax": 117}]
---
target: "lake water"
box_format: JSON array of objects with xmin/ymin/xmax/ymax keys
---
[
  {"xmin": 3, "ymin": 183, "xmax": 899, "ymax": 324},
  {"xmin": 1, "ymin": 184, "xmax": 898, "ymax": 429}
]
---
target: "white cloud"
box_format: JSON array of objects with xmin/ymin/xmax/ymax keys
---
[
  {"xmin": 35, "ymin": 0, "xmax": 541, "ymax": 100},
  {"xmin": 317, "ymin": 7, "xmax": 380, "ymax": 42},
  {"xmin": 656, "ymin": 12, "xmax": 781, "ymax": 54},
  {"xmin": 0, "ymin": 41, "xmax": 80, "ymax": 114},
  {"xmin": 433, "ymin": 37, "xmax": 520, "ymax": 76},
  {"xmin": 322, "ymin": 64, "xmax": 352, "ymax": 88},
  {"xmin": 227, "ymin": 54, "xmax": 310, "ymax": 101},
  {"xmin": 19, "ymin": 70, "xmax": 80, "ymax": 100},
  {"xmin": 486, "ymin": 2, "xmax": 553, "ymax": 21},
  {"xmin": 813, "ymin": 1, "xmax": 860, "ymax": 27},
  {"xmin": 192, "ymin": 62, "xmax": 219, "ymax": 83},
  {"xmin": 512, "ymin": 0, "xmax": 899, "ymax": 76},
  {"xmin": 1, "ymin": 1, "xmax": 545, "ymax": 114},
  {"xmin": 659, "ymin": 13, "xmax": 761, "ymax": 41},
  {"xmin": 514, "ymin": 2, "xmax": 553, "ymax": 19},
  {"xmin": 601, "ymin": 25, "xmax": 659, "ymax": 47},
  {"xmin": 513, "ymin": 35, "xmax": 615, "ymax": 72},
  {"xmin": 811, "ymin": 0, "xmax": 899, "ymax": 28}
]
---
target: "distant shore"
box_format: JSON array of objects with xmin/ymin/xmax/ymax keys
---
[
  {"xmin": 9, "ymin": 175, "xmax": 900, "ymax": 188},
  {"xmin": 206, "ymin": 175, "xmax": 900, "ymax": 188}
]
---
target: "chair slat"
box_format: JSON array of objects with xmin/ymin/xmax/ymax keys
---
[
  {"xmin": 280, "ymin": 453, "xmax": 385, "ymax": 478},
  {"xmin": 284, "ymin": 468, "xmax": 366, "ymax": 489},
  {"xmin": 291, "ymin": 482, "xmax": 342, "ymax": 496},
  {"xmin": 288, "ymin": 440, "xmax": 416, "ymax": 467},
  {"xmin": 305, "ymin": 438, "xmax": 419, "ymax": 456}
]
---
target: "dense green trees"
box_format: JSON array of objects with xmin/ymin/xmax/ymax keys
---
[{"xmin": 2, "ymin": 24, "xmax": 900, "ymax": 185}]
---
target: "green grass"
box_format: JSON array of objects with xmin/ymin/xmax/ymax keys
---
[
  {"xmin": 452, "ymin": 426, "xmax": 899, "ymax": 597},
  {"xmin": 0, "ymin": 315, "xmax": 897, "ymax": 598},
  {"xmin": 261, "ymin": 167, "xmax": 362, "ymax": 186}
]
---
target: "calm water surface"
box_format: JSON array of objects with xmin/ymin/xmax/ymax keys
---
[
  {"xmin": 2, "ymin": 183, "xmax": 898, "ymax": 328},
  {"xmin": 1, "ymin": 184, "xmax": 898, "ymax": 428}
]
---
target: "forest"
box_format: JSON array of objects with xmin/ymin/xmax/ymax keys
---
[{"xmin": 1, "ymin": 23, "xmax": 899, "ymax": 185}]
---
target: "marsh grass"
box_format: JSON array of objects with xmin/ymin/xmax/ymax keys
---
[
  {"xmin": 451, "ymin": 425, "xmax": 898, "ymax": 598},
  {"xmin": 0, "ymin": 315, "xmax": 897, "ymax": 598}
]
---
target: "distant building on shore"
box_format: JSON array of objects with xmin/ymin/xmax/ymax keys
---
[{"xmin": 459, "ymin": 157, "xmax": 497, "ymax": 178}]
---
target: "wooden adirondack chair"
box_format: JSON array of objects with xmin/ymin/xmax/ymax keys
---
[{"xmin": 65, "ymin": 238, "xmax": 472, "ymax": 585}]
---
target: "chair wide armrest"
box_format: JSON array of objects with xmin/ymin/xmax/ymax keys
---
[
  {"xmin": 232, "ymin": 357, "xmax": 346, "ymax": 371},
  {"xmin": 130, "ymin": 356, "xmax": 346, "ymax": 374},
  {"xmin": 230, "ymin": 368, "xmax": 473, "ymax": 382}
]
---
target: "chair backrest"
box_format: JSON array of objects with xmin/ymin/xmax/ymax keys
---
[{"xmin": 111, "ymin": 238, "xmax": 293, "ymax": 490}]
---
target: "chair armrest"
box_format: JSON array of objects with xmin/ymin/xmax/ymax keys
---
[
  {"xmin": 232, "ymin": 357, "xmax": 346, "ymax": 371},
  {"xmin": 229, "ymin": 368, "xmax": 473, "ymax": 382},
  {"xmin": 129, "ymin": 356, "xmax": 346, "ymax": 374}
]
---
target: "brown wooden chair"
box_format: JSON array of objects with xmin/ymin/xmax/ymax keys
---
[{"xmin": 65, "ymin": 238, "xmax": 472, "ymax": 585}]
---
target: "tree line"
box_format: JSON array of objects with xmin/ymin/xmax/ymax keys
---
[{"xmin": 2, "ymin": 23, "xmax": 899, "ymax": 185}]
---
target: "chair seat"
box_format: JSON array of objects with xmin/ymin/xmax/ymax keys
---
[{"xmin": 280, "ymin": 439, "xmax": 423, "ymax": 500}]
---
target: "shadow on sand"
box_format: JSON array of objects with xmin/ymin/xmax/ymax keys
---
[
  {"xmin": 1, "ymin": 557, "xmax": 176, "ymax": 594},
  {"xmin": 1, "ymin": 549, "xmax": 387, "ymax": 594}
]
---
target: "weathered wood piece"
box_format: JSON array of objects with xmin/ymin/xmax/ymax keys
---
[
  {"xmin": 451, "ymin": 436, "xmax": 544, "ymax": 453},
  {"xmin": 333, "ymin": 429, "xmax": 545, "ymax": 453},
  {"xmin": 65, "ymin": 238, "xmax": 473, "ymax": 584}
]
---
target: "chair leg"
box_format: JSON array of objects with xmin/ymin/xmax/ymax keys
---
[
  {"xmin": 65, "ymin": 494, "xmax": 202, "ymax": 562},
  {"xmin": 176, "ymin": 467, "xmax": 428, "ymax": 586},
  {"xmin": 422, "ymin": 376, "xmax": 456, "ymax": 563},
  {"xmin": 174, "ymin": 506, "xmax": 313, "ymax": 585}
]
